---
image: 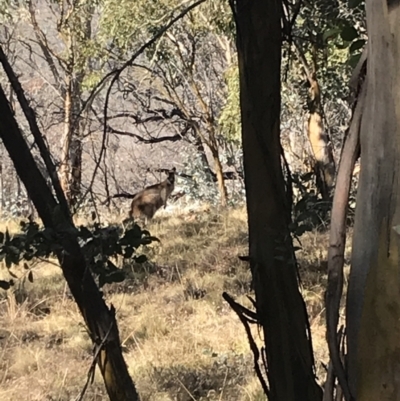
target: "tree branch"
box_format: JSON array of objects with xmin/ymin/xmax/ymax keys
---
[
  {"xmin": 27, "ymin": 0, "xmax": 67, "ymax": 95},
  {"xmin": 326, "ymin": 70, "xmax": 366, "ymax": 401},
  {"xmin": 0, "ymin": 45, "xmax": 70, "ymax": 219},
  {"xmin": 107, "ymin": 127, "xmax": 183, "ymax": 143}
]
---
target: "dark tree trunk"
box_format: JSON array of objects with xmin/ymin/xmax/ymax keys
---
[
  {"xmin": 70, "ymin": 138, "xmax": 82, "ymax": 208},
  {"xmin": 0, "ymin": 83, "xmax": 140, "ymax": 401},
  {"xmin": 233, "ymin": 0, "xmax": 322, "ymax": 400}
]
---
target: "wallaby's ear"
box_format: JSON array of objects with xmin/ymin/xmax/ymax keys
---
[{"xmin": 167, "ymin": 167, "xmax": 176, "ymax": 177}]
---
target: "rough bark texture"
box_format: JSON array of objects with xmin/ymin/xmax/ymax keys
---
[
  {"xmin": 0, "ymin": 84, "xmax": 140, "ymax": 401},
  {"xmin": 60, "ymin": 78, "xmax": 83, "ymax": 208},
  {"xmin": 346, "ymin": 0, "xmax": 400, "ymax": 399},
  {"xmin": 60, "ymin": 76, "xmax": 73, "ymax": 201},
  {"xmin": 234, "ymin": 0, "xmax": 322, "ymax": 399},
  {"xmin": 70, "ymin": 138, "xmax": 83, "ymax": 206}
]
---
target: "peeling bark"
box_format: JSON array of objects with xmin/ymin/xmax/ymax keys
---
[{"xmin": 347, "ymin": 1, "xmax": 400, "ymax": 399}]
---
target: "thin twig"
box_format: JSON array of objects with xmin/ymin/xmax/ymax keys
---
[
  {"xmin": 75, "ymin": 318, "xmax": 115, "ymax": 401},
  {"xmin": 222, "ymin": 292, "xmax": 270, "ymax": 398}
]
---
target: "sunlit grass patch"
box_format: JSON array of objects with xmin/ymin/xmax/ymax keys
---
[{"xmin": 0, "ymin": 205, "xmax": 336, "ymax": 400}]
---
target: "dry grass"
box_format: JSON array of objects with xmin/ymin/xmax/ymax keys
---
[{"xmin": 0, "ymin": 206, "xmax": 352, "ymax": 401}]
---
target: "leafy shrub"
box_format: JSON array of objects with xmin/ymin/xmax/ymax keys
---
[{"xmin": 0, "ymin": 219, "xmax": 157, "ymax": 290}]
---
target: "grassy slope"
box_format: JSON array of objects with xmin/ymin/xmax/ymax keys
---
[{"xmin": 0, "ymin": 206, "xmax": 350, "ymax": 401}]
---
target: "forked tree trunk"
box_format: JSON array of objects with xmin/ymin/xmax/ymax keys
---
[
  {"xmin": 233, "ymin": 0, "xmax": 322, "ymax": 400},
  {"xmin": 0, "ymin": 84, "xmax": 140, "ymax": 401},
  {"xmin": 194, "ymin": 135, "xmax": 228, "ymax": 206},
  {"xmin": 346, "ymin": 1, "xmax": 400, "ymax": 399}
]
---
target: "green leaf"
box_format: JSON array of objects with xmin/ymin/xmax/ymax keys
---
[
  {"xmin": 349, "ymin": 0, "xmax": 363, "ymax": 8},
  {"xmin": 348, "ymin": 52, "xmax": 362, "ymax": 68},
  {"xmin": 350, "ymin": 39, "xmax": 365, "ymax": 54},
  {"xmin": 295, "ymin": 224, "xmax": 313, "ymax": 236},
  {"xmin": 5, "ymin": 229, "xmax": 10, "ymax": 243},
  {"xmin": 323, "ymin": 27, "xmax": 341, "ymax": 42},
  {"xmin": 135, "ymin": 254, "xmax": 147, "ymax": 264},
  {"xmin": 102, "ymin": 269, "xmax": 126, "ymax": 286},
  {"xmin": 124, "ymin": 246, "xmax": 134, "ymax": 259},
  {"xmin": 340, "ymin": 26, "xmax": 358, "ymax": 42},
  {"xmin": 5, "ymin": 254, "xmax": 12, "ymax": 268},
  {"xmin": 0, "ymin": 280, "xmax": 12, "ymax": 290}
]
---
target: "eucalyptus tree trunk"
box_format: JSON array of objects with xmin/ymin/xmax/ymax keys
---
[
  {"xmin": 346, "ymin": 1, "xmax": 400, "ymax": 399},
  {"xmin": 210, "ymin": 144, "xmax": 228, "ymax": 207},
  {"xmin": 59, "ymin": 77, "xmax": 83, "ymax": 209},
  {"xmin": 233, "ymin": 0, "xmax": 322, "ymax": 399}
]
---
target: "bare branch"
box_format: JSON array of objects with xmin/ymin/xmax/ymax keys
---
[
  {"xmin": 27, "ymin": 0, "xmax": 66, "ymax": 94},
  {"xmin": 78, "ymin": 0, "xmax": 206, "ymax": 207},
  {"xmin": 79, "ymin": 0, "xmax": 207, "ymax": 121},
  {"xmin": 222, "ymin": 292, "xmax": 270, "ymax": 398},
  {"xmin": 326, "ymin": 75, "xmax": 366, "ymax": 401},
  {"xmin": 0, "ymin": 45, "xmax": 70, "ymax": 218},
  {"xmin": 107, "ymin": 127, "xmax": 183, "ymax": 143}
]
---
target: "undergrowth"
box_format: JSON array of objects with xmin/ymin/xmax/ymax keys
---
[{"xmin": 0, "ymin": 206, "xmax": 351, "ymax": 401}]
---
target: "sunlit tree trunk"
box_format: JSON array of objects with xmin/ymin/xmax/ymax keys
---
[
  {"xmin": 307, "ymin": 75, "xmax": 335, "ymax": 199},
  {"xmin": 210, "ymin": 145, "xmax": 228, "ymax": 207},
  {"xmin": 346, "ymin": 1, "xmax": 400, "ymax": 399},
  {"xmin": 28, "ymin": 0, "xmax": 91, "ymax": 209},
  {"xmin": 60, "ymin": 78, "xmax": 83, "ymax": 209},
  {"xmin": 194, "ymin": 125, "xmax": 228, "ymax": 205},
  {"xmin": 60, "ymin": 76, "xmax": 73, "ymax": 202},
  {"xmin": 233, "ymin": 0, "xmax": 322, "ymax": 399}
]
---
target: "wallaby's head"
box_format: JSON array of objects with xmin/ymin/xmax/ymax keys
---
[{"xmin": 167, "ymin": 167, "xmax": 176, "ymax": 184}]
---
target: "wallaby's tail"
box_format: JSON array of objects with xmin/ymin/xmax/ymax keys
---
[
  {"xmin": 111, "ymin": 193, "xmax": 137, "ymax": 199},
  {"xmin": 102, "ymin": 192, "xmax": 138, "ymax": 206}
]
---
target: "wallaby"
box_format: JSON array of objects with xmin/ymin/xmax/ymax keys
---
[{"xmin": 109, "ymin": 168, "xmax": 176, "ymax": 222}]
